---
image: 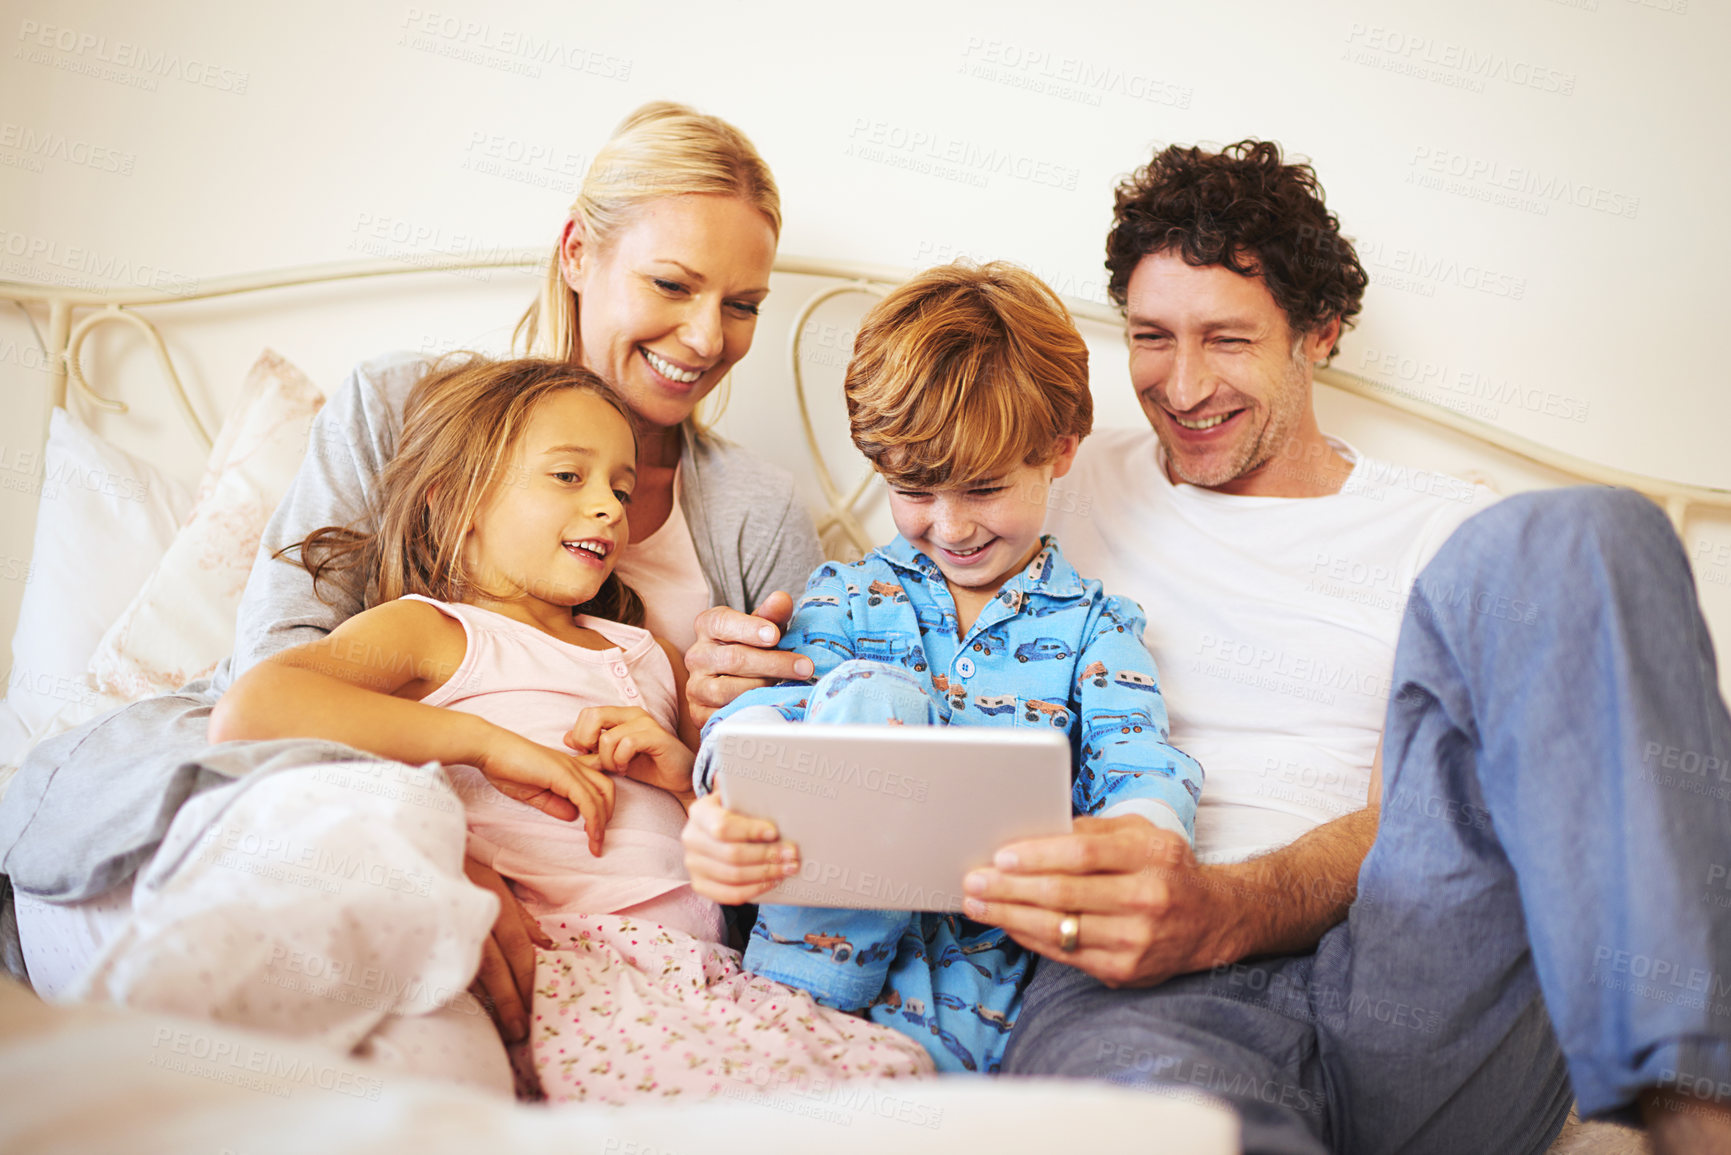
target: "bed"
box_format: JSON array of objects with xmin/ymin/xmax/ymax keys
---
[{"xmin": 3, "ymin": 253, "xmax": 1723, "ymax": 1152}]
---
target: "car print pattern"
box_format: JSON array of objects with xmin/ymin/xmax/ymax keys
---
[{"xmin": 701, "ymin": 534, "xmax": 1203, "ymax": 1075}]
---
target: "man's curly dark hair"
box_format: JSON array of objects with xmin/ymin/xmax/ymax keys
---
[{"xmin": 1105, "ymin": 140, "xmax": 1368, "ymax": 361}]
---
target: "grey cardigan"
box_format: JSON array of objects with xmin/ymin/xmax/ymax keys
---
[
  {"xmin": 0, "ymin": 352, "xmax": 822, "ymax": 925},
  {"xmin": 229, "ymin": 352, "xmax": 820, "ymax": 681}
]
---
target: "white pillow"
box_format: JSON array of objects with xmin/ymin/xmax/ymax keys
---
[
  {"xmin": 86, "ymin": 350, "xmax": 324, "ymax": 706},
  {"xmin": 4, "ymin": 409, "xmax": 194, "ymax": 742}
]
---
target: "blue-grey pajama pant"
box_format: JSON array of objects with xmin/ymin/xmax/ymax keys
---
[{"xmin": 1003, "ymin": 488, "xmax": 1731, "ymax": 1154}]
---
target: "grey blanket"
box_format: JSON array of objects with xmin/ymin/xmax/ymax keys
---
[
  {"xmin": 0, "ymin": 682, "xmax": 378, "ymax": 979},
  {"xmin": 0, "ymin": 351, "xmax": 821, "ymax": 981}
]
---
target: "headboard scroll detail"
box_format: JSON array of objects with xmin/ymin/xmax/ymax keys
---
[{"xmin": 2, "ymin": 253, "xmax": 1726, "ymax": 540}]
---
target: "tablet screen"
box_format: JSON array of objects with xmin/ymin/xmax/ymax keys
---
[{"xmin": 715, "ymin": 723, "xmax": 1073, "ymax": 911}]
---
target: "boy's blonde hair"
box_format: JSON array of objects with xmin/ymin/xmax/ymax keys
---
[
  {"xmin": 515, "ymin": 101, "xmax": 781, "ymax": 435},
  {"xmin": 287, "ymin": 357, "xmax": 645, "ymax": 627},
  {"xmin": 844, "ymin": 261, "xmax": 1092, "ymax": 488}
]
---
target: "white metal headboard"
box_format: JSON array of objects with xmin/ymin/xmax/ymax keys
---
[{"xmin": 3, "ymin": 253, "xmax": 1728, "ymax": 550}]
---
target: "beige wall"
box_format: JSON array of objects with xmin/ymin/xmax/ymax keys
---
[{"xmin": 2, "ymin": 0, "xmax": 1728, "ymax": 698}]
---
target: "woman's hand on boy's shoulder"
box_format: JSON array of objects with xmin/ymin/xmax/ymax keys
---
[{"xmin": 685, "ymin": 591, "xmax": 815, "ymax": 727}]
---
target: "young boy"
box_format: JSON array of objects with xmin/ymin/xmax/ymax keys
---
[{"xmin": 687, "ymin": 261, "xmax": 1202, "ymax": 1074}]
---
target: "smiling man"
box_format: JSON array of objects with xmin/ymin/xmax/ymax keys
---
[
  {"xmin": 686, "ymin": 141, "xmax": 1731, "ymax": 1153},
  {"xmin": 978, "ymin": 141, "xmax": 1731, "ymax": 1155},
  {"xmin": 1123, "ymin": 250, "xmax": 1347, "ymax": 496}
]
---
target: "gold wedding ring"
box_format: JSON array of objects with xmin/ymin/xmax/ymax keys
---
[{"xmin": 1058, "ymin": 913, "xmax": 1081, "ymax": 953}]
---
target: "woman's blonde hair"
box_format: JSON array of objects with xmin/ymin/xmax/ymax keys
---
[
  {"xmin": 845, "ymin": 261, "xmax": 1093, "ymax": 489},
  {"xmin": 516, "ymin": 101, "xmax": 781, "ymax": 434},
  {"xmin": 286, "ymin": 356, "xmax": 645, "ymax": 627}
]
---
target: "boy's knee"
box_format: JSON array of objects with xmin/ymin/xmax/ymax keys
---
[
  {"xmin": 816, "ymin": 658, "xmax": 907, "ymax": 685},
  {"xmin": 809, "ymin": 660, "xmax": 937, "ymax": 724}
]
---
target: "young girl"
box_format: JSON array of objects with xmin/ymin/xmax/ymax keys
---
[{"xmin": 209, "ymin": 356, "xmax": 931, "ymax": 1102}]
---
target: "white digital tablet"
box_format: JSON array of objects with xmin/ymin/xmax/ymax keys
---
[{"xmin": 713, "ymin": 722, "xmax": 1073, "ymax": 912}]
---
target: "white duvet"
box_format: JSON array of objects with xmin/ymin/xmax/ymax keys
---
[{"xmin": 0, "ymin": 976, "xmax": 1237, "ymax": 1155}]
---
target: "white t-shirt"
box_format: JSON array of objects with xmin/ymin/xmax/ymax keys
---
[
  {"xmin": 612, "ymin": 468, "xmax": 712, "ymax": 656},
  {"xmin": 1046, "ymin": 427, "xmax": 1495, "ymax": 864}
]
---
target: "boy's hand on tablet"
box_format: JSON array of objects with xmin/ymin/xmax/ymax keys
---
[
  {"xmin": 681, "ymin": 793, "xmax": 799, "ymax": 905},
  {"xmin": 684, "ymin": 592, "xmax": 816, "ymax": 728},
  {"xmin": 567, "ymin": 706, "xmax": 696, "ymax": 795}
]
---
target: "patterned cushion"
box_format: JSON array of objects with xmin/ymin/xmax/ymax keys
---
[{"xmin": 85, "ymin": 349, "xmax": 323, "ymax": 706}]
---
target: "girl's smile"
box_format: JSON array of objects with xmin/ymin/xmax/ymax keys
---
[{"xmin": 461, "ymin": 389, "xmax": 638, "ymax": 637}]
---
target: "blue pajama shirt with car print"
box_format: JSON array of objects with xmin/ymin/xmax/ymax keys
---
[{"xmin": 696, "ymin": 534, "xmax": 1203, "ymax": 1074}]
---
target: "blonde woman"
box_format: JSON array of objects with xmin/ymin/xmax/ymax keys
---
[{"xmin": 3, "ymin": 103, "xmax": 823, "ymax": 1092}]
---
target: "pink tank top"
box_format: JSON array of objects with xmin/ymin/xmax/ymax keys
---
[{"xmin": 407, "ymin": 596, "xmax": 720, "ymax": 941}]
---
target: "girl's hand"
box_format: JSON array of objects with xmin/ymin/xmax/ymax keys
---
[
  {"xmin": 463, "ymin": 855, "xmax": 553, "ymax": 1043},
  {"xmin": 566, "ymin": 706, "xmax": 696, "ymax": 796},
  {"xmin": 680, "ymin": 793, "xmax": 799, "ymax": 905},
  {"xmin": 475, "ymin": 730, "xmax": 616, "ymax": 856}
]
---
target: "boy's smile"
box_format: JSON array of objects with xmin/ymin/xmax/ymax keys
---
[{"xmin": 886, "ymin": 438, "xmax": 1077, "ymax": 627}]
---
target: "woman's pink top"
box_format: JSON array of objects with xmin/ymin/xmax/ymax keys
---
[
  {"xmin": 611, "ymin": 467, "xmax": 712, "ymax": 655},
  {"xmin": 406, "ymin": 595, "xmax": 720, "ymax": 942}
]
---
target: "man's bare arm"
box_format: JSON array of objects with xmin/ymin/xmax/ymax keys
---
[
  {"xmin": 1208, "ymin": 747, "xmax": 1383, "ymax": 964},
  {"xmin": 1206, "ymin": 803, "xmax": 1378, "ymax": 964}
]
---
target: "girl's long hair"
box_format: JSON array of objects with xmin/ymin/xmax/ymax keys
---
[
  {"xmin": 514, "ymin": 101, "xmax": 780, "ymax": 437},
  {"xmin": 285, "ymin": 356, "xmax": 646, "ymax": 627}
]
